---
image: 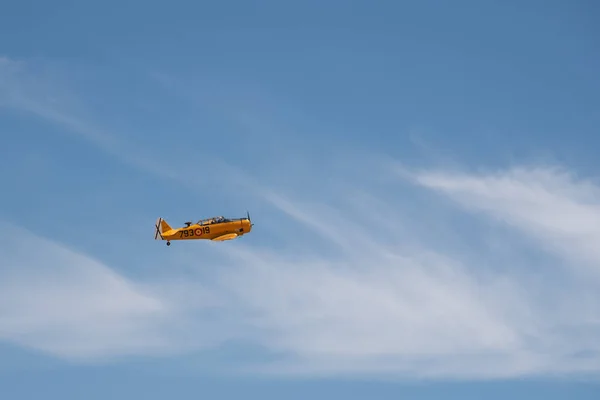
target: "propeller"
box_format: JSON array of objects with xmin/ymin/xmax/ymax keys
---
[{"xmin": 246, "ymin": 210, "xmax": 254, "ymax": 227}]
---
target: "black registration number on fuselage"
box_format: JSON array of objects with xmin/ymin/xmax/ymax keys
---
[{"xmin": 180, "ymin": 226, "xmax": 210, "ymax": 238}]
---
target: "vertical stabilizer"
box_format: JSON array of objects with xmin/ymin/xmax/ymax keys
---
[{"xmin": 154, "ymin": 217, "xmax": 172, "ymax": 240}]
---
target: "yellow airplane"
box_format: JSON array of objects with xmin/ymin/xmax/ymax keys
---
[{"xmin": 154, "ymin": 212, "xmax": 253, "ymax": 246}]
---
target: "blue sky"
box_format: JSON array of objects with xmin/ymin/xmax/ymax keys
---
[{"xmin": 1, "ymin": 0, "xmax": 599, "ymax": 398}]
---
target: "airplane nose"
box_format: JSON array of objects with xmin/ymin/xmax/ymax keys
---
[{"xmin": 239, "ymin": 218, "xmax": 251, "ymax": 233}]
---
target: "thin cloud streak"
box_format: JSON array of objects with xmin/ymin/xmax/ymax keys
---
[
  {"xmin": 205, "ymin": 163, "xmax": 600, "ymax": 379},
  {"xmin": 0, "ymin": 56, "xmax": 240, "ymax": 190},
  {"xmin": 0, "ymin": 224, "xmax": 168, "ymax": 359},
  {"xmin": 409, "ymin": 166, "xmax": 600, "ymax": 278},
  {"xmin": 0, "ymin": 224, "xmax": 240, "ymax": 362}
]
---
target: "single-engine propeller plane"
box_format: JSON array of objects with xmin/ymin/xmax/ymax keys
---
[{"xmin": 154, "ymin": 212, "xmax": 253, "ymax": 246}]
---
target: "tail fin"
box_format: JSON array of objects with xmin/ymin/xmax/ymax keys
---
[{"xmin": 154, "ymin": 217, "xmax": 173, "ymax": 240}]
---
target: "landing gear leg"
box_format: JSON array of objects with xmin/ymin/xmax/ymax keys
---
[{"xmin": 166, "ymin": 241, "xmax": 171, "ymax": 246}]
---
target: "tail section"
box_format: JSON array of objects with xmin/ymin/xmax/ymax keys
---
[{"xmin": 154, "ymin": 217, "xmax": 173, "ymax": 240}]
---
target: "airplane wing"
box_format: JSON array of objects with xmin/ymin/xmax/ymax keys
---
[{"xmin": 211, "ymin": 233, "xmax": 239, "ymax": 241}]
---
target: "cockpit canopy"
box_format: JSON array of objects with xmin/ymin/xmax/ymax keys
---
[{"xmin": 196, "ymin": 215, "xmax": 229, "ymax": 225}]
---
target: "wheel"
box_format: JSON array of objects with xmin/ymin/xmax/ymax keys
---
[{"xmin": 166, "ymin": 241, "xmax": 171, "ymax": 246}]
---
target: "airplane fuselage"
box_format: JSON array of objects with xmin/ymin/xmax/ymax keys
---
[{"xmin": 155, "ymin": 216, "xmax": 252, "ymax": 245}]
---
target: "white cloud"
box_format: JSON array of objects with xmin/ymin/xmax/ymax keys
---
[
  {"xmin": 200, "ymin": 164, "xmax": 600, "ymax": 379},
  {"xmin": 0, "ymin": 224, "xmax": 233, "ymax": 361},
  {"xmin": 0, "ymin": 56, "xmax": 232, "ymax": 187},
  {"xmin": 219, "ymin": 250, "xmax": 521, "ymax": 356},
  {"xmin": 409, "ymin": 166, "xmax": 600, "ymax": 278}
]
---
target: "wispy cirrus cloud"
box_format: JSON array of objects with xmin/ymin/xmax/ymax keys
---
[
  {"xmin": 409, "ymin": 166, "xmax": 600, "ymax": 278},
  {"xmin": 0, "ymin": 223, "xmax": 247, "ymax": 362},
  {"xmin": 0, "ymin": 224, "xmax": 171, "ymax": 360},
  {"xmin": 5, "ymin": 160, "xmax": 600, "ymax": 378},
  {"xmin": 2, "ymin": 55, "xmax": 600, "ymax": 380},
  {"xmin": 0, "ymin": 56, "xmax": 238, "ymax": 188},
  {"xmin": 209, "ymin": 165, "xmax": 600, "ymax": 379}
]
